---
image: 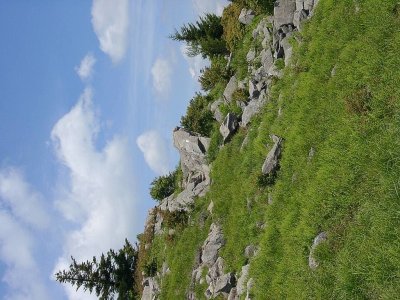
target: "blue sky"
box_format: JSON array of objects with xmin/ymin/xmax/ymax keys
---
[{"xmin": 0, "ymin": 1, "xmax": 227, "ymax": 299}]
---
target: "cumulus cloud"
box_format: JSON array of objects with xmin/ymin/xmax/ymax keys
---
[
  {"xmin": 151, "ymin": 58, "xmax": 173, "ymax": 97},
  {"xmin": 51, "ymin": 88, "xmax": 138, "ymax": 299},
  {"xmin": 91, "ymin": 0, "xmax": 129, "ymax": 63},
  {"xmin": 180, "ymin": 44, "xmax": 210, "ymax": 79},
  {"xmin": 75, "ymin": 53, "xmax": 96, "ymax": 81},
  {"xmin": 0, "ymin": 167, "xmax": 50, "ymax": 229},
  {"xmin": 0, "ymin": 170, "xmax": 50, "ymax": 300},
  {"xmin": 136, "ymin": 130, "xmax": 171, "ymax": 175},
  {"xmin": 192, "ymin": 0, "xmax": 228, "ymax": 16}
]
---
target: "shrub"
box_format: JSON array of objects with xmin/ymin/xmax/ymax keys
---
[
  {"xmin": 181, "ymin": 93, "xmax": 215, "ymax": 136},
  {"xmin": 150, "ymin": 172, "xmax": 178, "ymax": 201},
  {"xmin": 232, "ymin": 88, "xmax": 249, "ymax": 103},
  {"xmin": 222, "ymin": 3, "xmax": 245, "ymax": 52},
  {"xmin": 199, "ymin": 57, "xmax": 232, "ymax": 91}
]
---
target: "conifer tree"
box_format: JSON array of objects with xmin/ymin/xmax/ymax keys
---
[{"xmin": 55, "ymin": 239, "xmax": 138, "ymax": 300}]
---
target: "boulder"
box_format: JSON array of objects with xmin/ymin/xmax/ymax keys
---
[
  {"xmin": 293, "ymin": 9, "xmax": 309, "ymax": 30},
  {"xmin": 210, "ymin": 99, "xmax": 224, "ymax": 123},
  {"xmin": 241, "ymin": 96, "xmax": 267, "ymax": 127},
  {"xmin": 261, "ymin": 135, "xmax": 283, "ymax": 175},
  {"xmin": 201, "ymin": 223, "xmax": 225, "ymax": 267},
  {"xmin": 173, "ymin": 127, "xmax": 210, "ymax": 186},
  {"xmin": 223, "ymin": 75, "xmax": 238, "ymax": 103},
  {"xmin": 245, "ymin": 278, "xmax": 254, "ymax": 300},
  {"xmin": 260, "ymin": 48, "xmax": 274, "ymax": 73},
  {"xmin": 309, "ymin": 232, "xmax": 327, "ymax": 270},
  {"xmin": 239, "ymin": 8, "xmax": 255, "ymax": 25},
  {"xmin": 280, "ymin": 37, "xmax": 293, "ymax": 65},
  {"xmin": 249, "ymin": 79, "xmax": 260, "ymax": 99},
  {"xmin": 207, "ymin": 257, "xmax": 225, "ymax": 284},
  {"xmin": 220, "ymin": 113, "xmax": 239, "ymax": 143},
  {"xmin": 214, "ymin": 273, "xmax": 236, "ymax": 295},
  {"xmin": 273, "ymin": 0, "xmax": 296, "ymax": 28},
  {"xmin": 228, "ymin": 287, "xmax": 238, "ymax": 300},
  {"xmin": 141, "ymin": 277, "xmax": 160, "ymax": 300},
  {"xmin": 244, "ymin": 245, "xmax": 258, "ymax": 258},
  {"xmin": 246, "ymin": 48, "xmax": 256, "ymax": 62},
  {"xmin": 236, "ymin": 264, "xmax": 250, "ymax": 296}
]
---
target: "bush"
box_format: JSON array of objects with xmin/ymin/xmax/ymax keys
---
[
  {"xmin": 181, "ymin": 93, "xmax": 215, "ymax": 136},
  {"xmin": 150, "ymin": 172, "xmax": 178, "ymax": 201},
  {"xmin": 222, "ymin": 3, "xmax": 245, "ymax": 52},
  {"xmin": 199, "ymin": 57, "xmax": 232, "ymax": 91}
]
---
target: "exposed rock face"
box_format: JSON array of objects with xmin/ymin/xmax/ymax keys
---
[
  {"xmin": 241, "ymin": 93, "xmax": 267, "ymax": 127},
  {"xmin": 220, "ymin": 113, "xmax": 239, "ymax": 143},
  {"xmin": 141, "ymin": 277, "xmax": 160, "ymax": 300},
  {"xmin": 223, "ymin": 75, "xmax": 238, "ymax": 103},
  {"xmin": 201, "ymin": 223, "xmax": 225, "ymax": 267},
  {"xmin": 273, "ymin": 0, "xmax": 296, "ymax": 28},
  {"xmin": 309, "ymin": 232, "xmax": 327, "ymax": 270},
  {"xmin": 173, "ymin": 127, "xmax": 210, "ymax": 186},
  {"xmin": 239, "ymin": 8, "xmax": 255, "ymax": 25},
  {"xmin": 210, "ymin": 99, "xmax": 224, "ymax": 123},
  {"xmin": 262, "ymin": 135, "xmax": 283, "ymax": 175}
]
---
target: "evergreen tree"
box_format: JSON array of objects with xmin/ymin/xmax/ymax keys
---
[
  {"xmin": 170, "ymin": 13, "xmax": 228, "ymax": 58},
  {"xmin": 55, "ymin": 239, "xmax": 138, "ymax": 300}
]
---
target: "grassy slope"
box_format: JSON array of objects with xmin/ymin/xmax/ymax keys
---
[{"xmin": 152, "ymin": 0, "xmax": 400, "ymax": 298}]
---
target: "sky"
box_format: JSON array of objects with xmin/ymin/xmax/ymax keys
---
[{"xmin": 0, "ymin": 0, "xmax": 228, "ymax": 299}]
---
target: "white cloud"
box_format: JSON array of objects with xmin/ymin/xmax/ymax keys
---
[
  {"xmin": 151, "ymin": 58, "xmax": 173, "ymax": 97},
  {"xmin": 0, "ymin": 211, "xmax": 50, "ymax": 300},
  {"xmin": 0, "ymin": 167, "xmax": 50, "ymax": 230},
  {"xmin": 75, "ymin": 53, "xmax": 96, "ymax": 81},
  {"xmin": 91, "ymin": 0, "xmax": 129, "ymax": 63},
  {"xmin": 180, "ymin": 44, "xmax": 210, "ymax": 79},
  {"xmin": 136, "ymin": 130, "xmax": 171, "ymax": 175},
  {"xmin": 192, "ymin": 0, "xmax": 228, "ymax": 16},
  {"xmin": 51, "ymin": 88, "xmax": 139, "ymax": 299}
]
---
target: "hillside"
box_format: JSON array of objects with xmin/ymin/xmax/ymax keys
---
[{"xmin": 137, "ymin": 1, "xmax": 400, "ymax": 299}]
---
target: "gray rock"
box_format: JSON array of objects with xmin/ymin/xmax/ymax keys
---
[
  {"xmin": 246, "ymin": 48, "xmax": 256, "ymax": 62},
  {"xmin": 246, "ymin": 278, "xmax": 254, "ymax": 300},
  {"xmin": 162, "ymin": 262, "xmax": 170, "ymax": 276},
  {"xmin": 201, "ymin": 223, "xmax": 225, "ymax": 267},
  {"xmin": 210, "ymin": 99, "xmax": 224, "ymax": 123},
  {"xmin": 154, "ymin": 211, "xmax": 163, "ymax": 235},
  {"xmin": 141, "ymin": 277, "xmax": 160, "ymax": 300},
  {"xmin": 239, "ymin": 8, "xmax": 255, "ymax": 25},
  {"xmin": 214, "ymin": 273, "xmax": 236, "ymax": 296},
  {"xmin": 245, "ymin": 245, "xmax": 258, "ymax": 258},
  {"xmin": 268, "ymin": 64, "xmax": 283, "ymax": 78},
  {"xmin": 207, "ymin": 200, "xmax": 214, "ymax": 214},
  {"xmin": 220, "ymin": 113, "xmax": 239, "ymax": 143},
  {"xmin": 228, "ymin": 287, "xmax": 238, "ymax": 300},
  {"xmin": 293, "ymin": 9, "xmax": 309, "ymax": 30},
  {"xmin": 274, "ymin": 0, "xmax": 296, "ymax": 29},
  {"xmin": 280, "ymin": 37, "xmax": 293, "ymax": 65},
  {"xmin": 308, "ymin": 147, "xmax": 315, "ymax": 162},
  {"xmin": 262, "ymin": 135, "xmax": 283, "ymax": 175},
  {"xmin": 207, "ymin": 257, "xmax": 225, "ymax": 283},
  {"xmin": 223, "ymin": 75, "xmax": 238, "ymax": 103},
  {"xmin": 260, "ymin": 48, "xmax": 274, "ymax": 73},
  {"xmin": 241, "ymin": 97, "xmax": 267, "ymax": 127},
  {"xmin": 248, "ymin": 79, "xmax": 260, "ymax": 99},
  {"xmin": 236, "ymin": 264, "xmax": 250, "ymax": 296},
  {"xmin": 309, "ymin": 232, "xmax": 327, "ymax": 270},
  {"xmin": 173, "ymin": 127, "xmax": 210, "ymax": 187}
]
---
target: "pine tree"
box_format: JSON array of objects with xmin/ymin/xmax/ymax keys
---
[
  {"xmin": 55, "ymin": 239, "xmax": 138, "ymax": 300},
  {"xmin": 170, "ymin": 13, "xmax": 228, "ymax": 58}
]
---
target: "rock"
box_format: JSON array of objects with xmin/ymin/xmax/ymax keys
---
[
  {"xmin": 223, "ymin": 75, "xmax": 238, "ymax": 103},
  {"xmin": 309, "ymin": 232, "xmax": 327, "ymax": 270},
  {"xmin": 238, "ymin": 79, "xmax": 247, "ymax": 90},
  {"xmin": 210, "ymin": 99, "xmax": 224, "ymax": 123},
  {"xmin": 162, "ymin": 262, "xmax": 170, "ymax": 276},
  {"xmin": 201, "ymin": 223, "xmax": 225, "ymax": 267},
  {"xmin": 207, "ymin": 257, "xmax": 225, "ymax": 283},
  {"xmin": 154, "ymin": 211, "xmax": 163, "ymax": 235},
  {"xmin": 241, "ymin": 97, "xmax": 267, "ymax": 127},
  {"xmin": 260, "ymin": 48, "xmax": 274, "ymax": 73},
  {"xmin": 293, "ymin": 9, "xmax": 309, "ymax": 30},
  {"xmin": 246, "ymin": 48, "xmax": 256, "ymax": 62},
  {"xmin": 248, "ymin": 79, "xmax": 260, "ymax": 99},
  {"xmin": 246, "ymin": 278, "xmax": 254, "ymax": 300},
  {"xmin": 261, "ymin": 135, "xmax": 283, "ymax": 175},
  {"xmin": 237, "ymin": 264, "xmax": 250, "ymax": 296},
  {"xmin": 268, "ymin": 64, "xmax": 283, "ymax": 78},
  {"xmin": 274, "ymin": 0, "xmax": 296, "ymax": 29},
  {"xmin": 141, "ymin": 277, "xmax": 160, "ymax": 300},
  {"xmin": 214, "ymin": 273, "xmax": 236, "ymax": 296},
  {"xmin": 239, "ymin": 8, "xmax": 255, "ymax": 25},
  {"xmin": 280, "ymin": 37, "xmax": 293, "ymax": 65},
  {"xmin": 228, "ymin": 287, "xmax": 238, "ymax": 300},
  {"xmin": 173, "ymin": 127, "xmax": 210, "ymax": 186},
  {"xmin": 245, "ymin": 245, "xmax": 258, "ymax": 258},
  {"xmin": 308, "ymin": 147, "xmax": 315, "ymax": 162},
  {"xmin": 207, "ymin": 200, "xmax": 214, "ymax": 214},
  {"xmin": 220, "ymin": 113, "xmax": 239, "ymax": 143}
]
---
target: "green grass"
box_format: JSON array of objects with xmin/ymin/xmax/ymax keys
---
[{"xmin": 142, "ymin": 1, "xmax": 400, "ymax": 299}]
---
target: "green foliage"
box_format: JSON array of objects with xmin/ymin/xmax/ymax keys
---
[
  {"xmin": 274, "ymin": 58, "xmax": 285, "ymax": 70},
  {"xmin": 207, "ymin": 123, "xmax": 223, "ymax": 163},
  {"xmin": 143, "ymin": 258, "xmax": 157, "ymax": 277},
  {"xmin": 228, "ymin": 0, "xmax": 274, "ymax": 14},
  {"xmin": 150, "ymin": 171, "xmax": 179, "ymax": 202},
  {"xmin": 161, "ymin": 210, "xmax": 189, "ymax": 229},
  {"xmin": 231, "ymin": 88, "xmax": 249, "ymax": 103},
  {"xmin": 222, "ymin": 3, "xmax": 245, "ymax": 51},
  {"xmin": 55, "ymin": 239, "xmax": 138, "ymax": 300},
  {"xmin": 170, "ymin": 13, "xmax": 228, "ymax": 58},
  {"xmin": 199, "ymin": 57, "xmax": 232, "ymax": 91},
  {"xmin": 181, "ymin": 93, "xmax": 215, "ymax": 136}
]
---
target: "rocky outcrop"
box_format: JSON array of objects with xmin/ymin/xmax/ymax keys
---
[
  {"xmin": 223, "ymin": 75, "xmax": 238, "ymax": 103},
  {"xmin": 220, "ymin": 113, "xmax": 239, "ymax": 143},
  {"xmin": 239, "ymin": 8, "xmax": 255, "ymax": 25},
  {"xmin": 210, "ymin": 99, "xmax": 224, "ymax": 123},
  {"xmin": 309, "ymin": 232, "xmax": 327, "ymax": 270},
  {"xmin": 141, "ymin": 277, "xmax": 160, "ymax": 300},
  {"xmin": 201, "ymin": 223, "xmax": 225, "ymax": 267},
  {"xmin": 262, "ymin": 135, "xmax": 283, "ymax": 175}
]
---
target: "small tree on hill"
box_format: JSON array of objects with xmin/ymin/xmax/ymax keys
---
[
  {"xmin": 55, "ymin": 239, "xmax": 138, "ymax": 300},
  {"xmin": 150, "ymin": 171, "xmax": 178, "ymax": 201}
]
